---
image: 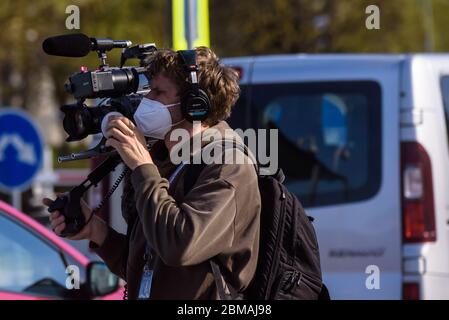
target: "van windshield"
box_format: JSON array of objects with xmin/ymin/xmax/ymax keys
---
[{"xmin": 230, "ymin": 81, "xmax": 382, "ymax": 208}]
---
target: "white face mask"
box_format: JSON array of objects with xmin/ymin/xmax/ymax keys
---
[{"xmin": 133, "ymin": 98, "xmax": 182, "ymax": 139}]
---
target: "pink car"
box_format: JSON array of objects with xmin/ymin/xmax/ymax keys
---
[{"xmin": 0, "ymin": 200, "xmax": 123, "ymax": 300}]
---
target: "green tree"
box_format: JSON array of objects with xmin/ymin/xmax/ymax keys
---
[
  {"xmin": 0, "ymin": 0, "xmax": 168, "ymax": 109},
  {"xmin": 209, "ymin": 0, "xmax": 449, "ymax": 56}
]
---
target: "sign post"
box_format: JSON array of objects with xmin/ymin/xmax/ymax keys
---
[
  {"xmin": 12, "ymin": 189, "xmax": 21, "ymax": 211},
  {"xmin": 173, "ymin": 0, "xmax": 210, "ymax": 50},
  {"xmin": 0, "ymin": 108, "xmax": 44, "ymax": 210}
]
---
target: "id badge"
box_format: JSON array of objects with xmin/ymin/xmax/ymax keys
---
[{"xmin": 138, "ymin": 265, "xmax": 153, "ymax": 299}]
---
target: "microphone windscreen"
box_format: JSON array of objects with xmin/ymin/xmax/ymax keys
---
[{"xmin": 42, "ymin": 33, "xmax": 92, "ymax": 57}]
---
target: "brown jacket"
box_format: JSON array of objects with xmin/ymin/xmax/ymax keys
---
[{"xmin": 91, "ymin": 121, "xmax": 261, "ymax": 299}]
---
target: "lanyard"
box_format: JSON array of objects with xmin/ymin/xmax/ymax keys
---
[
  {"xmin": 138, "ymin": 162, "xmax": 187, "ymax": 299},
  {"xmin": 168, "ymin": 161, "xmax": 187, "ymax": 184}
]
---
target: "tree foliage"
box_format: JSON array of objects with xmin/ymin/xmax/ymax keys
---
[
  {"xmin": 209, "ymin": 0, "xmax": 449, "ymax": 56},
  {"xmin": 0, "ymin": 0, "xmax": 448, "ymax": 143}
]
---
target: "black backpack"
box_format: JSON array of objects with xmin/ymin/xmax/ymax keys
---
[
  {"xmin": 248, "ymin": 168, "xmax": 328, "ymax": 300},
  {"xmin": 183, "ymin": 153, "xmax": 330, "ymax": 300}
]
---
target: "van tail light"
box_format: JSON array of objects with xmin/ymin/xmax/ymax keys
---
[
  {"xmin": 401, "ymin": 142, "xmax": 436, "ymax": 243},
  {"xmin": 403, "ymin": 282, "xmax": 420, "ymax": 300}
]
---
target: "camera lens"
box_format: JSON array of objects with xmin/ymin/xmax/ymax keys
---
[
  {"xmin": 60, "ymin": 95, "xmax": 141, "ymax": 141},
  {"xmin": 110, "ymin": 68, "xmax": 139, "ymax": 96}
]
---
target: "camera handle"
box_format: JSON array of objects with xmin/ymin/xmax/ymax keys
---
[
  {"xmin": 58, "ymin": 137, "xmax": 117, "ymax": 163},
  {"xmin": 47, "ymin": 154, "xmax": 124, "ymax": 237}
]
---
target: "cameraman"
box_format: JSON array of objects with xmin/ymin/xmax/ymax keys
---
[{"xmin": 43, "ymin": 47, "xmax": 261, "ymax": 300}]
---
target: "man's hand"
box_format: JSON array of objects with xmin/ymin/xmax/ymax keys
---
[
  {"xmin": 105, "ymin": 115, "xmax": 153, "ymax": 170},
  {"xmin": 43, "ymin": 197, "xmax": 108, "ymax": 246}
]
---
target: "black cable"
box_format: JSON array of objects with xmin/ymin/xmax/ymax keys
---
[
  {"xmin": 81, "ymin": 137, "xmax": 154, "ymax": 230},
  {"xmin": 123, "ymin": 283, "xmax": 128, "ymax": 300},
  {"xmin": 82, "ymin": 164, "xmax": 130, "ymax": 300},
  {"xmin": 83, "ymin": 166, "xmax": 130, "ymax": 226}
]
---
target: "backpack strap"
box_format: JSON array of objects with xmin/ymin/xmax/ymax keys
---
[
  {"xmin": 204, "ymin": 138, "xmax": 259, "ymax": 175},
  {"xmin": 209, "ymin": 260, "xmax": 241, "ymax": 300},
  {"xmin": 182, "ymin": 140, "xmax": 251, "ymax": 300},
  {"xmin": 183, "ymin": 163, "xmax": 242, "ymax": 299},
  {"xmin": 210, "ymin": 260, "xmax": 228, "ymax": 299},
  {"xmin": 183, "ymin": 139, "xmax": 257, "ymax": 194}
]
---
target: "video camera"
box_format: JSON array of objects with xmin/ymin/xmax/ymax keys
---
[
  {"xmin": 43, "ymin": 33, "xmax": 157, "ymax": 145},
  {"xmin": 43, "ymin": 33, "xmax": 157, "ymax": 237}
]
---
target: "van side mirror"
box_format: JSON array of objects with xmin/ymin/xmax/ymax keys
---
[{"xmin": 86, "ymin": 261, "xmax": 119, "ymax": 297}]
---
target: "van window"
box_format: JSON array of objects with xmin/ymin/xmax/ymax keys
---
[
  {"xmin": 440, "ymin": 76, "xmax": 449, "ymax": 149},
  {"xmin": 241, "ymin": 81, "xmax": 382, "ymax": 207}
]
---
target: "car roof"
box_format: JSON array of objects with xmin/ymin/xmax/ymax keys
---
[{"xmin": 0, "ymin": 200, "xmax": 89, "ymax": 266}]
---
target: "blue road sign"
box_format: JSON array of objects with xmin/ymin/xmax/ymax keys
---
[{"xmin": 0, "ymin": 108, "xmax": 44, "ymax": 191}]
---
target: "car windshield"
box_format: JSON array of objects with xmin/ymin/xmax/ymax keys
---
[{"xmin": 0, "ymin": 212, "xmax": 70, "ymax": 298}]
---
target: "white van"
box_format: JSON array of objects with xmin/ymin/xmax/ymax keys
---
[{"xmin": 222, "ymin": 54, "xmax": 449, "ymax": 300}]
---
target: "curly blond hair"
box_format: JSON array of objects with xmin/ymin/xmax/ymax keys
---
[{"xmin": 145, "ymin": 47, "xmax": 240, "ymax": 126}]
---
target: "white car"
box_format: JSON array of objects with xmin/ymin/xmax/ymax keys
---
[{"xmin": 222, "ymin": 54, "xmax": 449, "ymax": 300}]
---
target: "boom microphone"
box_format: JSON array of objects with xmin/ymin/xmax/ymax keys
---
[
  {"xmin": 42, "ymin": 33, "xmax": 92, "ymax": 57},
  {"xmin": 42, "ymin": 33, "xmax": 133, "ymax": 57}
]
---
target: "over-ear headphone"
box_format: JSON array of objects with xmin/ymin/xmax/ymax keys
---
[{"xmin": 177, "ymin": 50, "xmax": 211, "ymax": 122}]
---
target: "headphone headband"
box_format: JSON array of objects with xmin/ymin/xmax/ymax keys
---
[
  {"xmin": 177, "ymin": 49, "xmax": 211, "ymax": 122},
  {"xmin": 178, "ymin": 50, "xmax": 199, "ymax": 93}
]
